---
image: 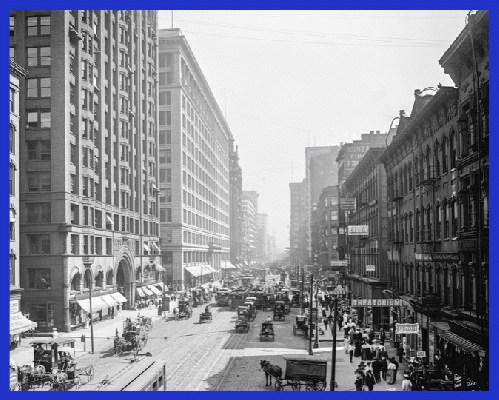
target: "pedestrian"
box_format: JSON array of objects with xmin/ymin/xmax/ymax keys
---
[
  {"xmin": 379, "ymin": 328, "xmax": 386, "ymax": 345},
  {"xmin": 378, "ymin": 345, "xmax": 388, "ymax": 360},
  {"xmin": 344, "ymin": 337, "xmax": 349, "ymax": 354},
  {"xmin": 349, "ymin": 341, "xmax": 355, "ymax": 363},
  {"xmin": 361, "ymin": 341, "xmax": 370, "ymax": 360},
  {"xmin": 392, "ymin": 357, "xmax": 399, "ymax": 383},
  {"xmin": 324, "ymin": 316, "xmax": 329, "ymax": 332},
  {"xmin": 322, "ymin": 308, "xmax": 326, "ymax": 318},
  {"xmin": 402, "ymin": 374, "xmax": 413, "ymax": 391},
  {"xmin": 381, "ymin": 357, "xmax": 388, "ymax": 381},
  {"xmin": 397, "ymin": 345, "xmax": 404, "ymax": 363},
  {"xmin": 365, "ymin": 370, "xmax": 375, "ymax": 391},
  {"xmin": 368, "ymin": 328, "xmax": 375, "ymax": 343},
  {"xmin": 372, "ymin": 357, "xmax": 381, "ymax": 383},
  {"xmin": 354, "ymin": 370, "xmax": 364, "ymax": 391},
  {"xmin": 387, "ymin": 358, "xmax": 396, "ymax": 384}
]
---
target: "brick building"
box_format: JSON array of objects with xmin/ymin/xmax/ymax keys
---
[{"xmin": 11, "ymin": 10, "xmax": 161, "ymax": 332}]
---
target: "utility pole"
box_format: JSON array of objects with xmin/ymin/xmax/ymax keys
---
[
  {"xmin": 314, "ymin": 281, "xmax": 319, "ymax": 348},
  {"xmin": 330, "ymin": 296, "xmax": 338, "ymax": 391},
  {"xmin": 300, "ymin": 267, "xmax": 305, "ymax": 314},
  {"xmin": 308, "ymin": 274, "xmax": 314, "ymax": 355}
]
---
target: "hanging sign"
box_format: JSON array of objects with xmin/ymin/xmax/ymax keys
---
[
  {"xmin": 395, "ymin": 323, "xmax": 420, "ymax": 334},
  {"xmin": 366, "ymin": 265, "xmax": 375, "ymax": 272},
  {"xmin": 347, "ymin": 225, "xmax": 369, "ymax": 235},
  {"xmin": 416, "ymin": 351, "xmax": 426, "ymax": 358},
  {"xmin": 352, "ymin": 299, "xmax": 401, "ymax": 307}
]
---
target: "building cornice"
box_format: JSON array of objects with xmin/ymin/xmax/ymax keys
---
[{"xmin": 10, "ymin": 61, "xmax": 27, "ymax": 78}]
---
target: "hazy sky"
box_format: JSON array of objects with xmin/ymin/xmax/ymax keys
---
[{"xmin": 157, "ymin": 10, "xmax": 470, "ymax": 250}]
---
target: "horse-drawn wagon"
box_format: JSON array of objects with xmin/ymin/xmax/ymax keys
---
[
  {"xmin": 114, "ymin": 317, "xmax": 149, "ymax": 356},
  {"xmin": 199, "ymin": 305, "xmax": 213, "ymax": 323},
  {"xmin": 259, "ymin": 322, "xmax": 275, "ymax": 341},
  {"xmin": 273, "ymin": 301, "xmax": 286, "ymax": 321},
  {"xmin": 235, "ymin": 306, "xmax": 250, "ymax": 332}
]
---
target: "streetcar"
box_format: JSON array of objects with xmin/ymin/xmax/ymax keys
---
[
  {"xmin": 100, "ymin": 359, "xmax": 166, "ymax": 391},
  {"xmin": 230, "ymin": 288, "xmax": 248, "ymax": 309}
]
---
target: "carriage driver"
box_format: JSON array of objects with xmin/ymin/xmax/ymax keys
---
[{"xmin": 266, "ymin": 315, "xmax": 272, "ymax": 323}]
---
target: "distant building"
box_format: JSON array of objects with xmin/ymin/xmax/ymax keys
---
[
  {"xmin": 229, "ymin": 142, "xmax": 243, "ymax": 265},
  {"xmin": 242, "ymin": 191, "xmax": 259, "ymax": 264},
  {"xmin": 289, "ymin": 180, "xmax": 307, "ymax": 266},
  {"xmin": 158, "ymin": 29, "xmax": 232, "ymax": 289},
  {"xmin": 305, "ymin": 146, "xmax": 339, "ymax": 262},
  {"xmin": 257, "ymin": 213, "xmax": 268, "ymax": 262}
]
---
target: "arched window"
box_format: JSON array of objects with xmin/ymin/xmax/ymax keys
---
[
  {"xmin": 414, "ymin": 156, "xmax": 419, "ymax": 185},
  {"xmin": 450, "ymin": 131, "xmax": 457, "ymax": 169},
  {"xmin": 425, "ymin": 147, "xmax": 431, "ymax": 178},
  {"xmin": 10, "ymin": 124, "xmax": 15, "ymax": 155},
  {"xmin": 441, "ymin": 136, "xmax": 448, "ymax": 173},
  {"xmin": 106, "ymin": 270, "xmax": 113, "ymax": 286},
  {"xmin": 408, "ymin": 162, "xmax": 413, "ymax": 191},
  {"xmin": 71, "ymin": 272, "xmax": 81, "ymax": 291},
  {"xmin": 409, "ymin": 212, "xmax": 413, "ymax": 242},
  {"xmin": 403, "ymin": 165, "xmax": 408, "ymax": 194},
  {"xmin": 451, "ymin": 198, "xmax": 458, "ymax": 237},
  {"xmin": 94, "ymin": 270, "xmax": 103, "ymax": 287},
  {"xmin": 435, "ymin": 202, "xmax": 441, "ymax": 239},
  {"xmin": 426, "ymin": 205, "xmax": 432, "ymax": 240},
  {"xmin": 443, "ymin": 199, "xmax": 449, "ymax": 238},
  {"xmin": 415, "ymin": 209, "xmax": 420, "ymax": 242},
  {"xmin": 84, "ymin": 269, "xmax": 92, "ymax": 289},
  {"xmin": 135, "ymin": 266, "xmax": 142, "ymax": 282},
  {"xmin": 434, "ymin": 140, "xmax": 440, "ymax": 176}
]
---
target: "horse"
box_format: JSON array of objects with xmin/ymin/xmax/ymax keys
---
[{"xmin": 260, "ymin": 360, "xmax": 282, "ymax": 387}]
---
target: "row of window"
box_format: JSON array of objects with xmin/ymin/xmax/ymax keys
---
[{"xmin": 10, "ymin": 15, "xmax": 51, "ymax": 37}]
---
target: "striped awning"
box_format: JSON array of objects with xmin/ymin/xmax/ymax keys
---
[
  {"xmin": 142, "ymin": 286, "xmax": 154, "ymax": 296},
  {"xmin": 185, "ymin": 265, "xmax": 215, "ymax": 277},
  {"xmin": 147, "ymin": 285, "xmax": 162, "ymax": 296},
  {"xmin": 221, "ymin": 261, "xmax": 237, "ymax": 270},
  {"xmin": 101, "ymin": 294, "xmax": 119, "ymax": 307},
  {"xmin": 136, "ymin": 287, "xmax": 146, "ymax": 298},
  {"xmin": 110, "ymin": 292, "xmax": 128, "ymax": 303},
  {"xmin": 440, "ymin": 331, "xmax": 484, "ymax": 354},
  {"xmin": 76, "ymin": 296, "xmax": 109, "ymax": 313},
  {"xmin": 10, "ymin": 312, "xmax": 37, "ymax": 336}
]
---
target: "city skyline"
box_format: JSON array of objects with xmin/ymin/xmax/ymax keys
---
[{"xmin": 158, "ymin": 10, "xmax": 470, "ymax": 249}]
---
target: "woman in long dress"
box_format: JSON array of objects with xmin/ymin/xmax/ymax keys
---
[{"xmin": 387, "ymin": 359, "xmax": 396, "ymax": 384}]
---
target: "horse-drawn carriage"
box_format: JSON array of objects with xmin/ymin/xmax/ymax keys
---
[
  {"xmin": 291, "ymin": 290, "xmax": 301, "ymax": 307},
  {"xmin": 12, "ymin": 338, "xmax": 94, "ymax": 391},
  {"xmin": 262, "ymin": 294, "xmax": 274, "ymax": 311},
  {"xmin": 191, "ymin": 288, "xmax": 204, "ymax": 307},
  {"xmin": 273, "ymin": 301, "xmax": 286, "ymax": 321},
  {"xmin": 114, "ymin": 317, "xmax": 149, "ymax": 356},
  {"xmin": 235, "ymin": 306, "xmax": 250, "ymax": 333},
  {"xmin": 199, "ymin": 305, "xmax": 213, "ymax": 323},
  {"xmin": 174, "ymin": 300, "xmax": 193, "ymax": 320},
  {"xmin": 261, "ymin": 356, "xmax": 327, "ymax": 391},
  {"xmin": 248, "ymin": 290, "xmax": 265, "ymax": 310},
  {"xmin": 259, "ymin": 322, "xmax": 275, "ymax": 341}
]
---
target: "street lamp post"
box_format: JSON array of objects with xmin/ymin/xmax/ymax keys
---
[
  {"xmin": 330, "ymin": 296, "xmax": 338, "ymax": 391},
  {"xmin": 308, "ymin": 274, "xmax": 314, "ymax": 355},
  {"xmin": 314, "ymin": 281, "xmax": 319, "ymax": 348},
  {"xmin": 84, "ymin": 269, "xmax": 95, "ymax": 354}
]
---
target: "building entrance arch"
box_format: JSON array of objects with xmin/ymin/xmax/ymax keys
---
[{"xmin": 115, "ymin": 249, "xmax": 135, "ymax": 309}]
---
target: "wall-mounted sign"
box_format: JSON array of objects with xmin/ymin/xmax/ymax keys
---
[
  {"xmin": 347, "ymin": 225, "xmax": 369, "ymax": 235},
  {"xmin": 352, "ymin": 299, "xmax": 401, "ymax": 307},
  {"xmin": 366, "ymin": 265, "xmax": 375, "ymax": 272},
  {"xmin": 331, "ymin": 260, "xmax": 348, "ymax": 267},
  {"xmin": 395, "ymin": 323, "xmax": 420, "ymax": 334},
  {"xmin": 340, "ymin": 198, "xmax": 356, "ymax": 211},
  {"xmin": 416, "ymin": 351, "xmax": 426, "ymax": 358}
]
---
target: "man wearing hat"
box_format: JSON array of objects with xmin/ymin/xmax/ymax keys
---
[{"xmin": 402, "ymin": 373, "xmax": 413, "ymax": 391}]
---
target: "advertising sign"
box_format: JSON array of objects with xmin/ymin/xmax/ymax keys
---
[
  {"xmin": 351, "ymin": 299, "xmax": 401, "ymax": 307},
  {"xmin": 347, "ymin": 225, "xmax": 369, "ymax": 235},
  {"xmin": 395, "ymin": 323, "xmax": 420, "ymax": 334},
  {"xmin": 331, "ymin": 260, "xmax": 348, "ymax": 267},
  {"xmin": 366, "ymin": 265, "xmax": 375, "ymax": 272},
  {"xmin": 416, "ymin": 351, "xmax": 426, "ymax": 358},
  {"xmin": 340, "ymin": 198, "xmax": 356, "ymax": 211}
]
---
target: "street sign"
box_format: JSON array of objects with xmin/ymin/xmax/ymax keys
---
[
  {"xmin": 351, "ymin": 299, "xmax": 401, "ymax": 307},
  {"xmin": 331, "ymin": 260, "xmax": 348, "ymax": 267},
  {"xmin": 366, "ymin": 265, "xmax": 375, "ymax": 272},
  {"xmin": 416, "ymin": 351, "xmax": 426, "ymax": 358},
  {"xmin": 347, "ymin": 225, "xmax": 369, "ymax": 235},
  {"xmin": 396, "ymin": 323, "xmax": 420, "ymax": 334},
  {"xmin": 340, "ymin": 198, "xmax": 356, "ymax": 211}
]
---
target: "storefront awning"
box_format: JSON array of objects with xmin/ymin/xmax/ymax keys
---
[
  {"xmin": 11, "ymin": 312, "xmax": 37, "ymax": 336},
  {"xmin": 440, "ymin": 331, "xmax": 484, "ymax": 354},
  {"xmin": 142, "ymin": 286, "xmax": 154, "ymax": 296},
  {"xmin": 185, "ymin": 265, "xmax": 214, "ymax": 277},
  {"xmin": 153, "ymin": 264, "xmax": 165, "ymax": 272},
  {"xmin": 136, "ymin": 287, "xmax": 146, "ymax": 298},
  {"xmin": 155, "ymin": 282, "xmax": 165, "ymax": 291},
  {"xmin": 221, "ymin": 261, "xmax": 237, "ymax": 270},
  {"xmin": 147, "ymin": 285, "xmax": 162, "ymax": 296},
  {"xmin": 76, "ymin": 296, "xmax": 109, "ymax": 313},
  {"xmin": 101, "ymin": 294, "xmax": 119, "ymax": 307},
  {"xmin": 110, "ymin": 292, "xmax": 128, "ymax": 303}
]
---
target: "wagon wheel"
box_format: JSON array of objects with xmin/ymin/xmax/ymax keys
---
[
  {"xmin": 305, "ymin": 380, "xmax": 320, "ymax": 391},
  {"xmin": 175, "ymin": 313, "xmax": 179, "ymax": 321},
  {"xmin": 10, "ymin": 383, "xmax": 21, "ymax": 391},
  {"xmin": 291, "ymin": 381, "xmax": 301, "ymax": 391},
  {"xmin": 275, "ymin": 379, "xmax": 283, "ymax": 391},
  {"xmin": 315, "ymin": 381, "xmax": 326, "ymax": 391},
  {"xmin": 115, "ymin": 344, "xmax": 123, "ymax": 356}
]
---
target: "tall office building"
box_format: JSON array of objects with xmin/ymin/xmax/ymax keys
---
[
  {"xmin": 256, "ymin": 213, "xmax": 269, "ymax": 263},
  {"xmin": 241, "ymin": 191, "xmax": 259, "ymax": 264},
  {"xmin": 305, "ymin": 146, "xmax": 339, "ymax": 263},
  {"xmin": 158, "ymin": 29, "xmax": 232, "ymax": 290},
  {"xmin": 289, "ymin": 179, "xmax": 307, "ymax": 266},
  {"xmin": 229, "ymin": 141, "xmax": 243, "ymax": 265},
  {"xmin": 11, "ymin": 10, "xmax": 161, "ymax": 332}
]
